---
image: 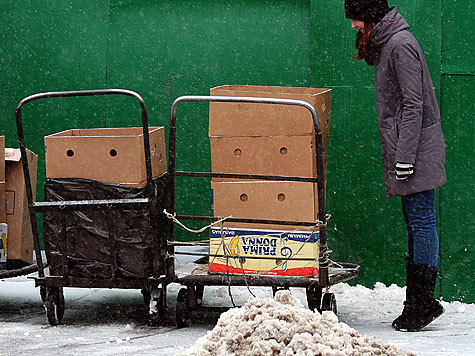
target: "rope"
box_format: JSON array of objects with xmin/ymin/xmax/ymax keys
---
[
  {"xmin": 316, "ymin": 214, "xmax": 332, "ymax": 228},
  {"xmin": 163, "ymin": 209, "xmax": 232, "ymax": 233}
]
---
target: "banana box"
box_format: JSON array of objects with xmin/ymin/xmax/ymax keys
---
[
  {"xmin": 209, "ymin": 226, "xmax": 319, "ymax": 277},
  {"xmin": 0, "ymin": 223, "xmax": 7, "ymax": 270}
]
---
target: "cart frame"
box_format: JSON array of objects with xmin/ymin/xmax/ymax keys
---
[
  {"xmin": 15, "ymin": 89, "xmax": 168, "ymax": 325},
  {"xmin": 167, "ymin": 95, "xmax": 360, "ymax": 326}
]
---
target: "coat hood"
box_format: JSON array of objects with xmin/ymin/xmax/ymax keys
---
[{"xmin": 371, "ymin": 7, "xmax": 410, "ymax": 47}]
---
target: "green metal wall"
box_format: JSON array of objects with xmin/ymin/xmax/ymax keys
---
[
  {"xmin": 0, "ymin": 1, "xmax": 472, "ymax": 302},
  {"xmin": 439, "ymin": 0, "xmax": 475, "ymax": 302}
]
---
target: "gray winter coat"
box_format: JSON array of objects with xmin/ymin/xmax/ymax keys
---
[{"xmin": 371, "ymin": 7, "xmax": 446, "ymax": 198}]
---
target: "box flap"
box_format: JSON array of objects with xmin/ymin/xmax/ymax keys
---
[{"xmin": 4, "ymin": 148, "xmax": 21, "ymax": 162}]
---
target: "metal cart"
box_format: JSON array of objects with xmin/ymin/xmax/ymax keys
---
[
  {"xmin": 167, "ymin": 95, "xmax": 360, "ymax": 327},
  {"xmin": 0, "ymin": 264, "xmax": 43, "ymax": 279},
  {"xmin": 15, "ymin": 89, "xmax": 168, "ymax": 326}
]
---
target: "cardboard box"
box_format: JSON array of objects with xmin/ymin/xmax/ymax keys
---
[
  {"xmin": 209, "ymin": 85, "xmax": 331, "ymax": 153},
  {"xmin": 209, "ymin": 226, "xmax": 319, "ymax": 277},
  {"xmin": 0, "ymin": 136, "xmax": 5, "ymax": 223},
  {"xmin": 208, "ymin": 86, "xmax": 330, "ymax": 275},
  {"xmin": 0, "ymin": 223, "xmax": 7, "ymax": 270},
  {"xmin": 211, "ymin": 180, "xmax": 319, "ymax": 229},
  {"xmin": 210, "ymin": 134, "xmax": 317, "ymax": 181},
  {"xmin": 5, "ymin": 148, "xmax": 38, "ymax": 265},
  {"xmin": 44, "ymin": 127, "xmax": 167, "ymax": 186}
]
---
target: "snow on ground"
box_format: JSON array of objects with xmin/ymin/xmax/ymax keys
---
[
  {"xmin": 0, "ymin": 252, "xmax": 473, "ymax": 356},
  {"xmin": 178, "ymin": 290, "xmax": 416, "ymax": 356}
]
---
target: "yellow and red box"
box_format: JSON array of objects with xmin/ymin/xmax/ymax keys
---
[{"xmin": 209, "ymin": 226, "xmax": 319, "ymax": 277}]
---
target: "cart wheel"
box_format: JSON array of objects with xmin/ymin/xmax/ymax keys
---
[
  {"xmin": 306, "ymin": 286, "xmax": 323, "ymax": 313},
  {"xmin": 40, "ymin": 286, "xmax": 47, "ymax": 303},
  {"xmin": 141, "ymin": 289, "xmax": 151, "ymax": 312},
  {"xmin": 176, "ymin": 288, "xmax": 191, "ymax": 328},
  {"xmin": 45, "ymin": 287, "xmax": 65, "ymax": 326},
  {"xmin": 272, "ymin": 286, "xmax": 289, "ymax": 297},
  {"xmin": 56, "ymin": 288, "xmax": 65, "ymax": 322},
  {"xmin": 321, "ymin": 293, "xmax": 337, "ymax": 315},
  {"xmin": 148, "ymin": 287, "xmax": 166, "ymax": 327}
]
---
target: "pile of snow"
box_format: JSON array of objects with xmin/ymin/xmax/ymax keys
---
[{"xmin": 178, "ymin": 290, "xmax": 415, "ymax": 356}]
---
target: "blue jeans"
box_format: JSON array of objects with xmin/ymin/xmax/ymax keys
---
[{"xmin": 401, "ymin": 189, "xmax": 439, "ymax": 267}]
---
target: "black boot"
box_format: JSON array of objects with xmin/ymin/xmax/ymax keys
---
[
  {"xmin": 392, "ymin": 261, "xmax": 445, "ymax": 331},
  {"xmin": 414, "ymin": 264, "xmax": 445, "ymax": 330},
  {"xmin": 392, "ymin": 256, "xmax": 417, "ymax": 330}
]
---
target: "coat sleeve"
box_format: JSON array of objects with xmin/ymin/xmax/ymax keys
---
[{"xmin": 391, "ymin": 39, "xmax": 423, "ymax": 164}]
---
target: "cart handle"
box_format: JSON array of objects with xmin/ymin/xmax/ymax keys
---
[
  {"xmin": 168, "ymin": 95, "xmax": 329, "ymax": 286},
  {"xmin": 15, "ymin": 89, "xmax": 152, "ymax": 278}
]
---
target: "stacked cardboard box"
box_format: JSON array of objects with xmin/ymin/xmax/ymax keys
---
[
  {"xmin": 4, "ymin": 146, "xmax": 38, "ymax": 268},
  {"xmin": 208, "ymin": 85, "xmax": 332, "ymax": 277},
  {"xmin": 44, "ymin": 127, "xmax": 167, "ymax": 187},
  {"xmin": 43, "ymin": 126, "xmax": 168, "ymax": 278}
]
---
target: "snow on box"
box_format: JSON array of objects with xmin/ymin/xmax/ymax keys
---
[{"xmin": 178, "ymin": 290, "xmax": 415, "ymax": 356}]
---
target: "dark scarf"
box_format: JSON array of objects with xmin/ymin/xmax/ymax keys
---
[{"xmin": 355, "ymin": 23, "xmax": 381, "ymax": 66}]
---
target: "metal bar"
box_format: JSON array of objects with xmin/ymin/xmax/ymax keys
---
[
  {"xmin": 174, "ymin": 214, "xmax": 319, "ymax": 227},
  {"xmin": 177, "ymin": 273, "xmax": 321, "ymax": 288},
  {"xmin": 315, "ymin": 129, "xmax": 328, "ymax": 287},
  {"xmin": 176, "ymin": 171, "xmax": 318, "ymax": 183},
  {"xmin": 30, "ymin": 198, "xmax": 149, "ymax": 213},
  {"xmin": 15, "ymin": 89, "xmax": 151, "ymax": 279},
  {"xmin": 176, "ymin": 265, "xmax": 360, "ymax": 289},
  {"xmin": 328, "ymin": 265, "xmax": 361, "ymax": 286},
  {"xmin": 168, "ymin": 95, "xmax": 327, "ymax": 284},
  {"xmin": 0, "ymin": 264, "xmax": 43, "ymax": 279},
  {"xmin": 33, "ymin": 276, "xmax": 167, "ymax": 289}
]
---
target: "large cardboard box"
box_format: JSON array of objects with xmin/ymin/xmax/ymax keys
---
[
  {"xmin": 0, "ymin": 136, "xmax": 5, "ymax": 223},
  {"xmin": 209, "ymin": 135, "xmax": 316, "ymax": 181},
  {"xmin": 209, "ymin": 85, "xmax": 331, "ymax": 154},
  {"xmin": 5, "ymin": 148, "xmax": 37, "ymax": 265},
  {"xmin": 209, "ymin": 226, "xmax": 319, "ymax": 277},
  {"xmin": 44, "ymin": 127, "xmax": 167, "ymax": 187},
  {"xmin": 211, "ymin": 180, "xmax": 318, "ymax": 230}
]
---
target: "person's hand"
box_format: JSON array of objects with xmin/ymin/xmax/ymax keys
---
[{"xmin": 395, "ymin": 162, "xmax": 414, "ymax": 180}]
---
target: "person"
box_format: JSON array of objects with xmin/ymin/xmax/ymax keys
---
[{"xmin": 343, "ymin": 0, "xmax": 447, "ymax": 331}]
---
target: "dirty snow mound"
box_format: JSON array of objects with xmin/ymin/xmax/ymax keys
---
[{"xmin": 177, "ymin": 290, "xmax": 415, "ymax": 356}]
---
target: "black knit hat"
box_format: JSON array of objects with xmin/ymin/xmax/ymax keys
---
[{"xmin": 344, "ymin": 0, "xmax": 390, "ymax": 23}]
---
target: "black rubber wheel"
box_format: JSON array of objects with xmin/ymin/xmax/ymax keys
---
[
  {"xmin": 321, "ymin": 292, "xmax": 337, "ymax": 315},
  {"xmin": 306, "ymin": 286, "xmax": 323, "ymax": 313},
  {"xmin": 56, "ymin": 288, "xmax": 65, "ymax": 323},
  {"xmin": 45, "ymin": 287, "xmax": 64, "ymax": 326},
  {"xmin": 176, "ymin": 288, "xmax": 191, "ymax": 328}
]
